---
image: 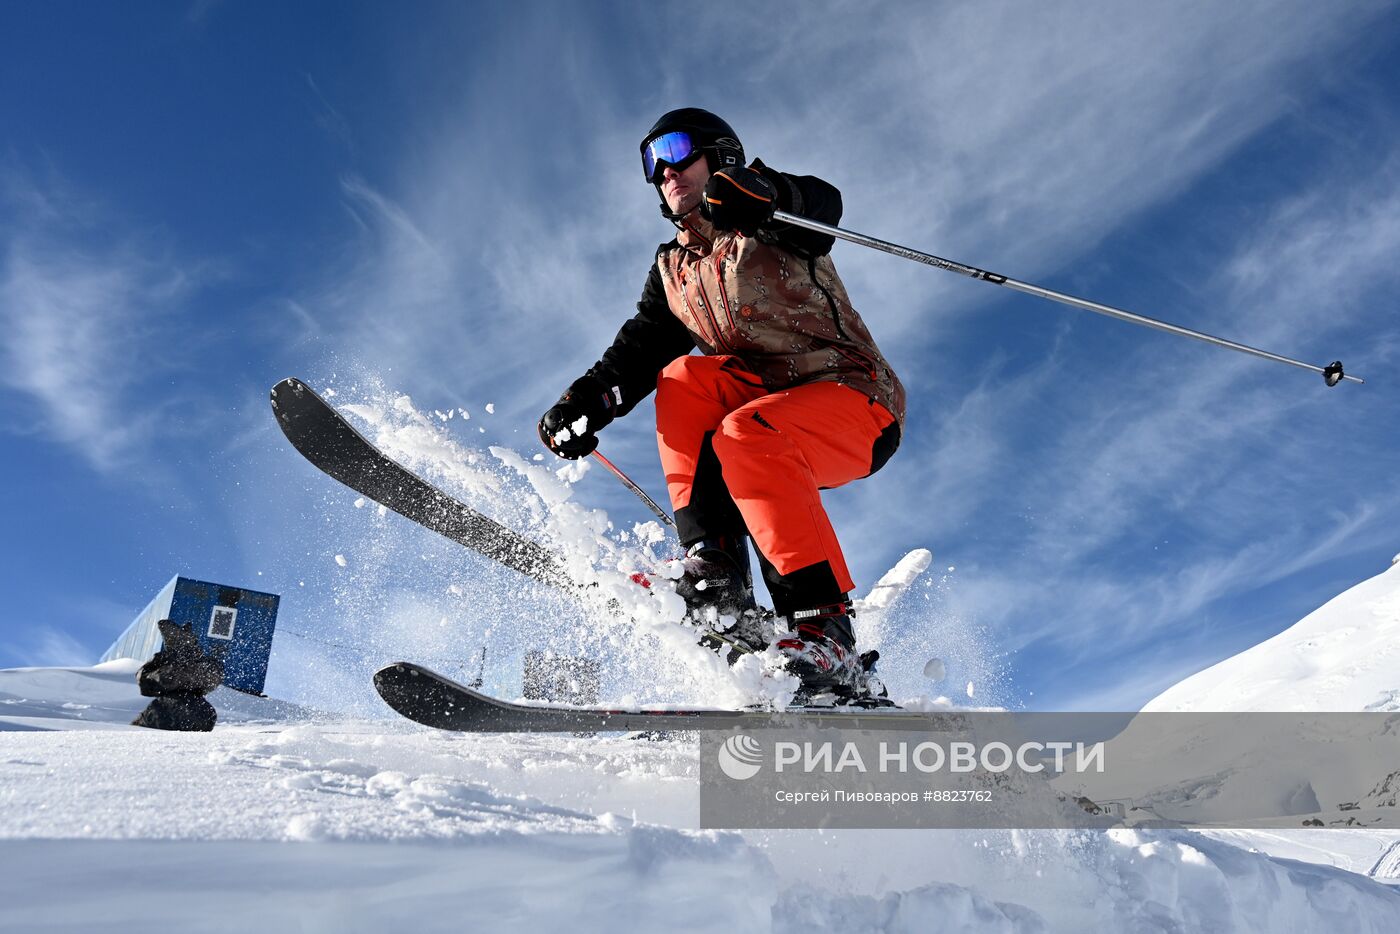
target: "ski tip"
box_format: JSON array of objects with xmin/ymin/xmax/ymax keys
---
[
  {"xmin": 373, "ymin": 662, "xmax": 434, "ymax": 719},
  {"xmin": 373, "ymin": 661, "xmax": 448, "ymax": 700},
  {"xmin": 375, "ymin": 660, "xmax": 419, "ymax": 675},
  {"xmin": 269, "ymin": 379, "xmax": 328, "ymax": 437},
  {"xmin": 270, "ymin": 376, "xmax": 310, "ymax": 402},
  {"xmin": 373, "ymin": 661, "xmax": 425, "ymax": 685}
]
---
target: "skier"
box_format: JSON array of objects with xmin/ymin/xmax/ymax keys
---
[{"xmin": 538, "ymin": 108, "xmax": 905, "ymax": 696}]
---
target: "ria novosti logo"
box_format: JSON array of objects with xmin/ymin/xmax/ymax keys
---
[{"xmin": 717, "ymin": 734, "xmax": 763, "ymax": 780}]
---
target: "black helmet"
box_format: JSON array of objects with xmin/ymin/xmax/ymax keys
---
[{"xmin": 640, "ymin": 108, "xmax": 744, "ymax": 183}]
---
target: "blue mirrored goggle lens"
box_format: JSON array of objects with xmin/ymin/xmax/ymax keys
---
[{"xmin": 642, "ymin": 131, "xmax": 696, "ymax": 181}]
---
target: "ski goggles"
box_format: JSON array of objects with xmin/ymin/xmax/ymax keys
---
[{"xmin": 642, "ymin": 130, "xmax": 702, "ymax": 183}]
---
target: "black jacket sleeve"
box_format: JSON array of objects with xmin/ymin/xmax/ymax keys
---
[
  {"xmin": 581, "ymin": 246, "xmax": 697, "ymax": 418},
  {"xmin": 752, "ymin": 158, "xmax": 842, "ymax": 257}
]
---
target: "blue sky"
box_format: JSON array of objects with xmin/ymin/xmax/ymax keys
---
[{"xmin": 3, "ymin": 0, "xmax": 1399, "ymax": 711}]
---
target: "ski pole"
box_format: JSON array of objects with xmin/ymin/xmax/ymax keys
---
[
  {"xmin": 591, "ymin": 450, "xmax": 676, "ymax": 529},
  {"xmin": 771, "ymin": 210, "xmax": 1363, "ymax": 387}
]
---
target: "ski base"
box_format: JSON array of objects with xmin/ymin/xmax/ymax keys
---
[
  {"xmin": 374, "ymin": 662, "xmax": 936, "ymax": 733},
  {"xmin": 270, "ymin": 377, "xmax": 571, "ymax": 588}
]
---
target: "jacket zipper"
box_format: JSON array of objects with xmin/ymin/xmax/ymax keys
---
[
  {"xmin": 680, "ymin": 220, "xmax": 733, "ymax": 353},
  {"xmin": 681, "ymin": 265, "xmax": 730, "ymax": 354},
  {"xmin": 712, "ymin": 250, "xmax": 738, "ymax": 336}
]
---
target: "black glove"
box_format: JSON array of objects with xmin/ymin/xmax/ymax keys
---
[
  {"xmin": 702, "ymin": 166, "xmax": 778, "ymax": 235},
  {"xmin": 538, "ymin": 375, "xmax": 619, "ymax": 460}
]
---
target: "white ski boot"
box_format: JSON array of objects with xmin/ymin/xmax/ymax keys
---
[{"xmin": 776, "ymin": 604, "xmax": 894, "ymax": 708}]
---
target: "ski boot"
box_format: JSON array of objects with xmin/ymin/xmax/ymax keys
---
[
  {"xmin": 672, "ymin": 535, "xmax": 772, "ymax": 659},
  {"xmin": 777, "ymin": 604, "xmax": 896, "ymax": 708}
]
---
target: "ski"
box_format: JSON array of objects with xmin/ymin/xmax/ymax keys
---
[
  {"xmin": 270, "ymin": 377, "xmax": 776, "ymax": 657},
  {"xmin": 270, "ymin": 377, "xmax": 572, "ymax": 589},
  {"xmin": 374, "ymin": 661, "xmax": 935, "ymax": 733}
]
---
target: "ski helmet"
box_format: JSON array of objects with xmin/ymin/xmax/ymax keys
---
[{"xmin": 640, "ymin": 108, "xmax": 744, "ymax": 184}]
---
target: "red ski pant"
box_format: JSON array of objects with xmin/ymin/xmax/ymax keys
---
[{"xmin": 654, "ymin": 354, "xmax": 896, "ymax": 596}]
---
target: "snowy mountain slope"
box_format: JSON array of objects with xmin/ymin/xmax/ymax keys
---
[
  {"xmin": 1062, "ymin": 552, "xmax": 1400, "ymax": 886},
  {"xmin": 1062, "ymin": 706, "xmax": 1399, "ymax": 830},
  {"xmin": 3, "ymin": 664, "xmax": 1399, "ymax": 932},
  {"xmin": 0, "ymin": 659, "xmax": 323, "ymax": 731},
  {"xmin": 1205, "ymin": 829, "xmax": 1400, "ymax": 882},
  {"xmin": 1143, "ymin": 555, "xmax": 1400, "ymax": 713}
]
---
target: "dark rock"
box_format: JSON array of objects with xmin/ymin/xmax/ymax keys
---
[{"xmin": 131, "ymin": 694, "xmax": 217, "ymax": 732}]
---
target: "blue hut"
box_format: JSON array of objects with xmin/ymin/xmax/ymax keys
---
[{"xmin": 100, "ymin": 576, "xmax": 280, "ymax": 695}]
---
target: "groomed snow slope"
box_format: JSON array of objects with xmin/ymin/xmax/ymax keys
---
[{"xmin": 3, "ymin": 665, "xmax": 1399, "ymax": 932}]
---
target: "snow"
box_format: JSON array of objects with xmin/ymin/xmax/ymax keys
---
[
  {"xmin": 1, "ymin": 838, "xmax": 771, "ymax": 933},
  {"xmin": 4, "ymin": 660, "xmax": 1399, "ymax": 931},
  {"xmin": 852, "ymin": 548, "xmax": 932, "ymax": 649},
  {"xmin": 1143, "ymin": 558, "xmax": 1400, "ymax": 713},
  {"xmin": 0, "ymin": 661, "xmax": 319, "ymax": 730},
  {"xmin": 1060, "ymin": 705, "xmax": 1398, "ymax": 830},
  {"xmin": 1046, "ymin": 556, "xmax": 1400, "ymax": 884},
  {"xmin": 556, "ymin": 457, "xmax": 590, "ymax": 484}
]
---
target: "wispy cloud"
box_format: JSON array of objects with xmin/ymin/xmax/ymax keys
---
[
  {"xmin": 689, "ymin": 0, "xmax": 1395, "ymax": 346},
  {"xmin": 305, "ymin": 74, "xmax": 356, "ymax": 154},
  {"xmin": 1, "ymin": 626, "xmax": 95, "ymax": 668},
  {"xmin": 931, "ymin": 152, "xmax": 1400, "ymax": 707},
  {"xmin": 0, "ymin": 169, "xmax": 203, "ymax": 473}
]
